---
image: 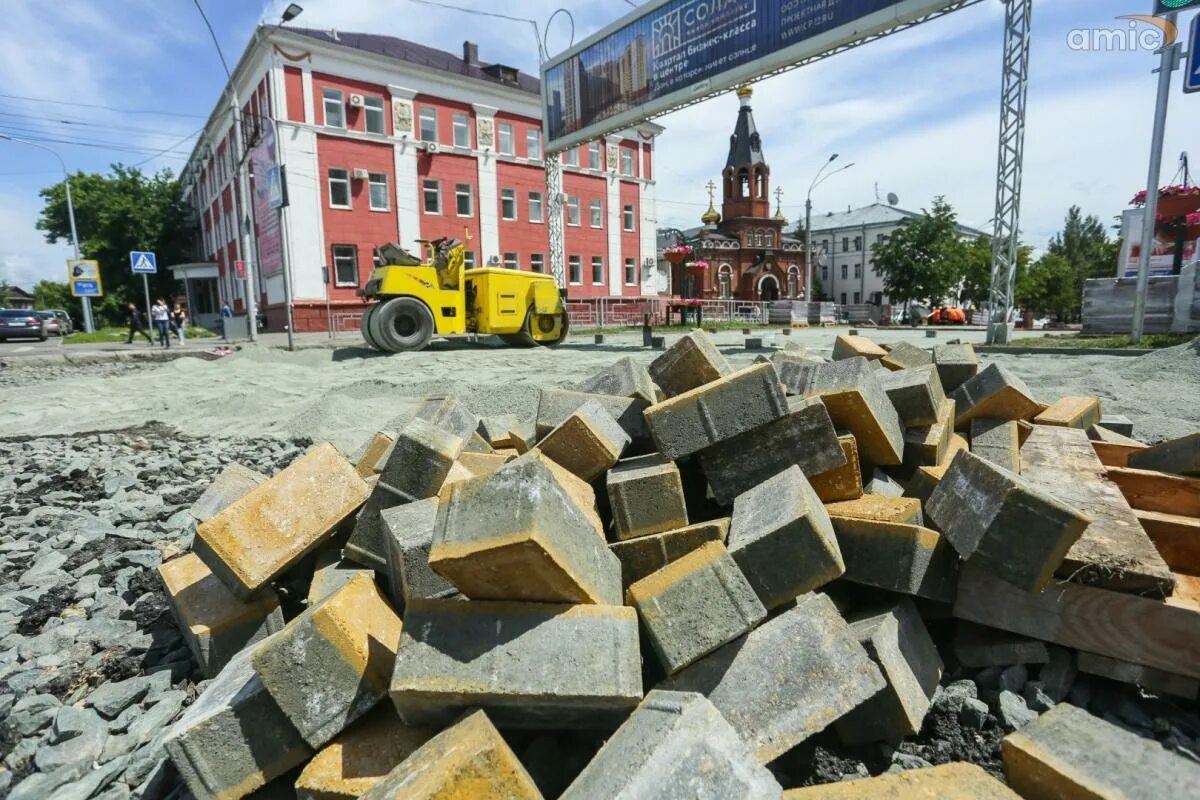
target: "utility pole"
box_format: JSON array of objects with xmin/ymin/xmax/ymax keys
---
[{"xmin": 230, "ymin": 87, "xmax": 260, "ymax": 342}]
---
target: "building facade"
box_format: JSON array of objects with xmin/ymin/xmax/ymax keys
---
[{"xmin": 181, "ymin": 26, "xmax": 664, "ymax": 332}]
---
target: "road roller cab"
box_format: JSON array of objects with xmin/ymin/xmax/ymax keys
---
[{"xmin": 360, "ymin": 237, "xmax": 569, "ymax": 352}]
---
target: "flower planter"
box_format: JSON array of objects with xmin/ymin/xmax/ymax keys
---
[{"xmin": 665, "ymin": 252, "xmax": 687, "ymax": 266}]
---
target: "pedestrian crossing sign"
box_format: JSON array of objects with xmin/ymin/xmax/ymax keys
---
[{"xmin": 130, "ymin": 251, "xmax": 157, "ymax": 274}]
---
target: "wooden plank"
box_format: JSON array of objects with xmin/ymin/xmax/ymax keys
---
[
  {"xmin": 954, "ymin": 561, "xmax": 1200, "ymax": 680},
  {"xmin": 1077, "ymin": 651, "xmax": 1199, "ymax": 700},
  {"xmin": 1020, "ymin": 426, "xmax": 1173, "ymax": 595},
  {"xmin": 1134, "ymin": 509, "xmax": 1200, "ymax": 575},
  {"xmin": 1105, "ymin": 466, "xmax": 1200, "ymax": 517},
  {"xmin": 1092, "ymin": 441, "xmax": 1147, "ymax": 468}
]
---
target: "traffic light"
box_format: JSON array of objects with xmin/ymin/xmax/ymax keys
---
[{"xmin": 1157, "ymin": 0, "xmax": 1200, "ymax": 15}]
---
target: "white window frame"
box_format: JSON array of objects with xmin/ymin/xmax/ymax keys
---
[
  {"xmin": 854, "ymin": 263, "xmax": 862, "ymax": 279},
  {"xmin": 588, "ymin": 141, "xmax": 601, "ymax": 170},
  {"xmin": 455, "ymin": 183, "xmax": 473, "ymax": 217},
  {"xmin": 589, "ymin": 198, "xmax": 603, "ymax": 228},
  {"xmin": 498, "ymin": 122, "xmax": 514, "ymax": 155},
  {"xmin": 422, "ymin": 179, "xmax": 441, "ymax": 214},
  {"xmin": 526, "ymin": 128, "xmax": 541, "ymax": 160},
  {"xmin": 419, "ymin": 107, "xmax": 437, "ymax": 143},
  {"xmin": 568, "ymin": 255, "xmax": 582, "ymax": 284},
  {"xmin": 620, "ymin": 148, "xmax": 634, "ymax": 177},
  {"xmin": 363, "ymin": 96, "xmax": 385, "ymax": 134},
  {"xmin": 452, "ymin": 113, "xmax": 470, "ymax": 148},
  {"xmin": 563, "ymin": 148, "xmax": 579, "ymax": 166},
  {"xmin": 328, "ymin": 168, "xmax": 351, "ymax": 209},
  {"xmin": 528, "ymin": 191, "xmax": 543, "ymax": 223},
  {"xmin": 591, "ymin": 256, "xmax": 604, "ymax": 285},
  {"xmin": 332, "ymin": 244, "xmax": 358, "ymax": 286},
  {"xmin": 530, "ymin": 253, "xmax": 545, "ymax": 273},
  {"xmin": 368, "ymin": 172, "xmax": 389, "ymax": 211},
  {"xmin": 322, "ymin": 88, "xmax": 345, "ymax": 128},
  {"xmin": 566, "ymin": 195, "xmax": 580, "ymax": 226},
  {"xmin": 502, "ymin": 252, "xmax": 518, "ymax": 270},
  {"xmin": 624, "ymin": 258, "xmax": 636, "ymax": 286},
  {"xmin": 622, "ymin": 204, "xmax": 635, "ymax": 232},
  {"xmin": 500, "ymin": 188, "xmax": 517, "ymax": 221}
]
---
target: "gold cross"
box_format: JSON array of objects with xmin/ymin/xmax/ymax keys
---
[
  {"xmin": 705, "ymin": 179, "xmax": 717, "ymax": 203},
  {"xmin": 774, "ymin": 186, "xmax": 784, "ymax": 205}
]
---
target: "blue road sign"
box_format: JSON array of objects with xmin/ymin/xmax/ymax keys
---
[
  {"xmin": 72, "ymin": 280, "xmax": 101, "ymax": 297},
  {"xmin": 130, "ymin": 251, "xmax": 157, "ymax": 274},
  {"xmin": 1186, "ymin": 15, "xmax": 1200, "ymax": 94}
]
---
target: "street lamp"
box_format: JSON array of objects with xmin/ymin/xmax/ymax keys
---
[
  {"xmin": 0, "ymin": 133, "xmax": 94, "ymax": 332},
  {"xmin": 281, "ymin": 4, "xmax": 304, "ymax": 23},
  {"xmin": 805, "ymin": 154, "xmax": 854, "ymax": 302}
]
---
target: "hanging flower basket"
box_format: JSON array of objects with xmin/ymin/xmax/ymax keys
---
[
  {"xmin": 663, "ymin": 244, "xmax": 694, "ymax": 265},
  {"xmin": 686, "ymin": 259, "xmax": 710, "ymax": 276},
  {"xmin": 1154, "ymin": 210, "xmax": 1200, "ymax": 241},
  {"xmin": 1130, "ymin": 185, "xmax": 1200, "ymax": 207}
]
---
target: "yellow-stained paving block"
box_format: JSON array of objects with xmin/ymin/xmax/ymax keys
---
[
  {"xmin": 458, "ymin": 451, "xmax": 514, "ymax": 477},
  {"xmin": 295, "ymin": 704, "xmax": 436, "ymax": 800},
  {"xmin": 359, "ymin": 710, "xmax": 543, "ymax": 799},
  {"xmin": 832, "ymin": 334, "xmax": 888, "ymax": 361},
  {"xmin": 905, "ymin": 433, "xmax": 968, "ymax": 504},
  {"xmin": 307, "ymin": 549, "xmax": 373, "ymax": 606},
  {"xmin": 904, "ymin": 397, "xmax": 956, "ymax": 468},
  {"xmin": 437, "ymin": 460, "xmax": 475, "ymax": 498},
  {"xmin": 196, "ymin": 443, "xmax": 370, "ymax": 598},
  {"xmin": 355, "ymin": 431, "xmax": 395, "ymax": 478},
  {"xmin": 825, "ymin": 495, "xmax": 923, "ymax": 525},
  {"xmin": 951, "ymin": 364, "xmax": 1040, "ymax": 427},
  {"xmin": 610, "ymin": 519, "xmax": 730, "ymax": 588},
  {"xmin": 536, "ymin": 401, "xmax": 629, "ymax": 482},
  {"xmin": 464, "ymin": 431, "xmax": 495, "ymax": 454},
  {"xmin": 1034, "ymin": 396, "xmax": 1102, "ymax": 430},
  {"xmin": 157, "ymin": 552, "xmax": 282, "ymax": 678},
  {"xmin": 783, "ymin": 763, "xmax": 1019, "ymax": 798},
  {"xmin": 811, "ymin": 435, "xmax": 863, "ymax": 503}
]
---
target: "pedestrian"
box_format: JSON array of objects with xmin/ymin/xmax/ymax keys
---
[
  {"xmin": 125, "ymin": 302, "xmax": 153, "ymax": 345},
  {"xmin": 151, "ymin": 298, "xmax": 171, "ymax": 349},
  {"xmin": 172, "ymin": 303, "xmax": 187, "ymax": 344},
  {"xmin": 220, "ymin": 301, "xmax": 233, "ymax": 341}
]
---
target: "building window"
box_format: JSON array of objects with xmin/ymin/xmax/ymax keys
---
[
  {"xmin": 322, "ymin": 88, "xmax": 344, "ymax": 128},
  {"xmin": 530, "ymin": 253, "xmax": 545, "ymax": 273},
  {"xmin": 718, "ymin": 264, "xmax": 733, "ymax": 299},
  {"xmin": 364, "ymin": 96, "xmax": 385, "ymax": 134},
  {"xmin": 328, "ymin": 168, "xmax": 351, "ymax": 208},
  {"xmin": 501, "ymin": 188, "xmax": 517, "ymax": 220},
  {"xmin": 563, "ymin": 147, "xmax": 578, "ymax": 166},
  {"xmin": 419, "ymin": 107, "xmax": 437, "ymax": 142},
  {"xmin": 566, "ymin": 195, "xmax": 580, "ymax": 226},
  {"xmin": 591, "ymin": 256, "xmax": 604, "ymax": 285},
  {"xmin": 842, "ymin": 236, "xmax": 849, "ymax": 252},
  {"xmin": 332, "ymin": 244, "xmax": 358, "ymax": 286},
  {"xmin": 624, "ymin": 258, "xmax": 636, "ymax": 286},
  {"xmin": 822, "ymin": 266, "xmax": 829, "ymax": 282},
  {"xmin": 528, "ymin": 192, "xmax": 543, "ymax": 223},
  {"xmin": 498, "ymin": 123, "xmax": 514, "ymax": 155},
  {"xmin": 368, "ymin": 173, "xmax": 389, "ymax": 211},
  {"xmin": 876, "ymin": 233, "xmax": 886, "ymax": 245},
  {"xmin": 620, "ymin": 148, "xmax": 634, "ymax": 176},
  {"xmin": 503, "ymin": 252, "xmax": 518, "ymax": 270},
  {"xmin": 526, "ymin": 129, "xmax": 541, "ymax": 160},
  {"xmin": 422, "ymin": 179, "xmax": 440, "ymax": 214},
  {"xmin": 765, "ymin": 231, "xmax": 774, "ymax": 247},
  {"xmin": 840, "ymin": 264, "xmax": 848, "ymax": 280},
  {"xmin": 569, "ymin": 255, "xmax": 582, "ymax": 284},
  {"xmin": 464, "ymin": 251, "xmax": 476, "ymax": 268},
  {"xmin": 455, "ymin": 183, "xmax": 473, "ymax": 217},
  {"xmin": 588, "ymin": 141, "xmax": 601, "ymax": 170},
  {"xmin": 452, "ymin": 113, "xmax": 470, "ymax": 148},
  {"xmin": 840, "ymin": 292, "xmax": 847, "ymax": 305},
  {"xmin": 623, "ymin": 204, "xmax": 635, "ymax": 232},
  {"xmin": 853, "ymin": 291, "xmax": 861, "ymax": 304},
  {"xmin": 854, "ymin": 263, "xmax": 862, "ymax": 278},
  {"xmin": 787, "ymin": 266, "xmax": 799, "ymax": 298},
  {"xmin": 589, "ymin": 198, "xmax": 603, "ymax": 228},
  {"xmin": 854, "ymin": 236, "xmax": 862, "ymax": 251}
]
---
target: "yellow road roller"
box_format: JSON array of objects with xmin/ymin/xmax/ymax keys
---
[{"xmin": 359, "ymin": 237, "xmax": 569, "ymax": 353}]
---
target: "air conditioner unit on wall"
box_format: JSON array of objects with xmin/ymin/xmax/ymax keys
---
[
  {"xmin": 425, "ymin": 141, "xmax": 440, "ymax": 154},
  {"xmin": 348, "ymin": 93, "xmax": 365, "ymax": 108},
  {"xmin": 352, "ymin": 168, "xmax": 370, "ymax": 180}
]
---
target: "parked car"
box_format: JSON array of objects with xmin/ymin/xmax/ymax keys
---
[
  {"xmin": 51, "ymin": 310, "xmax": 73, "ymax": 335},
  {"xmin": 34, "ymin": 310, "xmax": 63, "ymax": 336},
  {"xmin": 0, "ymin": 308, "xmax": 48, "ymax": 341}
]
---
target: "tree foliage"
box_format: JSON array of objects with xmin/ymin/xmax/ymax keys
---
[
  {"xmin": 0, "ymin": 282, "xmax": 9, "ymax": 308},
  {"xmin": 32, "ymin": 280, "xmax": 83, "ymax": 322},
  {"xmin": 1016, "ymin": 253, "xmax": 1077, "ymax": 321},
  {"xmin": 872, "ymin": 197, "xmax": 967, "ymax": 307},
  {"xmin": 1045, "ymin": 206, "xmax": 1117, "ymax": 317}
]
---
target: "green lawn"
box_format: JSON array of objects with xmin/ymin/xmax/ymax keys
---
[
  {"xmin": 1007, "ymin": 333, "xmax": 1195, "ymax": 349},
  {"xmin": 64, "ymin": 326, "xmax": 217, "ymax": 345}
]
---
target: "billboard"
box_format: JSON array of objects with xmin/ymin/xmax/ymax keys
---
[
  {"xmin": 1119, "ymin": 207, "xmax": 1196, "ymax": 278},
  {"xmin": 251, "ymin": 117, "xmax": 284, "ymax": 277},
  {"xmin": 542, "ymin": 0, "xmax": 962, "ymax": 151},
  {"xmin": 67, "ymin": 259, "xmax": 103, "ymax": 297}
]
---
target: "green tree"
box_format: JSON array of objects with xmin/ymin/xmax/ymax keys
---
[
  {"xmin": 872, "ymin": 197, "xmax": 968, "ymax": 309},
  {"xmin": 1046, "ymin": 206, "xmax": 1115, "ymax": 318},
  {"xmin": 32, "ymin": 280, "xmax": 83, "ymax": 322},
  {"xmin": 1016, "ymin": 253, "xmax": 1076, "ymax": 321},
  {"xmin": 961, "ymin": 238, "xmax": 1034, "ymax": 308},
  {"xmin": 0, "ymin": 281, "xmax": 9, "ymax": 307},
  {"xmin": 36, "ymin": 165, "xmax": 192, "ymax": 324}
]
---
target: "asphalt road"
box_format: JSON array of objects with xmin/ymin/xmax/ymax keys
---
[{"xmin": 0, "ymin": 335, "xmax": 69, "ymax": 356}]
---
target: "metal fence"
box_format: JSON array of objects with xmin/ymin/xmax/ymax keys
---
[
  {"xmin": 330, "ymin": 310, "xmax": 364, "ymax": 339},
  {"xmin": 565, "ymin": 297, "xmax": 779, "ymax": 328}
]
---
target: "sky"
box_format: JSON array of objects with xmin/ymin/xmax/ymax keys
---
[{"xmin": 2, "ymin": 0, "xmax": 1199, "ymax": 290}]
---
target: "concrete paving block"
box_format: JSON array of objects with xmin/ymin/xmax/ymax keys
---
[
  {"xmin": 352, "ymin": 431, "xmax": 395, "ymax": 478},
  {"xmin": 157, "ymin": 552, "xmax": 283, "ymax": 679},
  {"xmin": 903, "ymin": 433, "xmax": 969, "ymax": 504},
  {"xmin": 864, "ymin": 468, "xmax": 905, "ymax": 497},
  {"xmin": 782, "ymin": 763, "xmax": 1018, "ymax": 798},
  {"xmin": 463, "ymin": 430, "xmax": 495, "ymax": 453},
  {"xmin": 698, "ymin": 396, "xmax": 846, "ymax": 506},
  {"xmin": 810, "ymin": 434, "xmax": 863, "ymax": 503},
  {"xmin": 954, "ymin": 621, "xmax": 1050, "ymax": 668},
  {"xmin": 1098, "ymin": 413, "xmax": 1134, "ymax": 437},
  {"xmin": 834, "ymin": 599, "xmax": 943, "ymax": 744},
  {"xmin": 253, "ymin": 573, "xmax": 403, "ymax": 749},
  {"xmin": 436, "ymin": 460, "xmax": 475, "ymax": 496},
  {"xmin": 345, "ymin": 480, "xmax": 408, "ymax": 571},
  {"xmin": 610, "ymin": 518, "xmax": 730, "ymax": 588},
  {"xmin": 478, "ymin": 413, "xmax": 520, "ymax": 446},
  {"xmin": 970, "ymin": 418, "xmax": 1020, "ymax": 473},
  {"xmin": 1128, "ymin": 432, "xmax": 1200, "ymax": 476},
  {"xmin": 411, "ymin": 393, "xmax": 480, "ymax": 443},
  {"xmin": 728, "ymin": 466, "xmax": 844, "ymax": 609},
  {"xmin": 794, "ymin": 358, "xmax": 905, "ymax": 466},
  {"xmin": 537, "ymin": 399, "xmax": 631, "ymax": 482},
  {"xmin": 607, "ymin": 453, "xmax": 688, "ymax": 540},
  {"xmin": 1034, "ymin": 395, "xmax": 1102, "ymax": 430},
  {"xmin": 832, "ymin": 334, "xmax": 887, "ymax": 361},
  {"xmin": 927, "ymin": 450, "xmax": 1091, "ymax": 592},
  {"xmin": 458, "ymin": 451, "xmax": 514, "ymax": 477},
  {"xmin": 357, "ymin": 710, "xmax": 542, "ymax": 799},
  {"xmin": 662, "ymin": 592, "xmax": 886, "ymax": 763},
  {"xmin": 380, "ymin": 497, "xmax": 457, "ymax": 608},
  {"xmin": 1002, "ymin": 702, "xmax": 1200, "ymax": 799},
  {"xmin": 377, "ymin": 417, "xmax": 465, "ymax": 501},
  {"xmin": 390, "ymin": 600, "xmax": 641, "ymax": 729},
  {"xmin": 950, "ymin": 363, "xmax": 1040, "ymax": 427},
  {"xmin": 535, "ymin": 387, "xmax": 650, "ymax": 444},
  {"xmin": 164, "ymin": 636, "xmax": 312, "ymax": 800},
  {"xmin": 903, "ymin": 396, "xmax": 956, "ymax": 469},
  {"xmin": 933, "ymin": 342, "xmax": 979, "ymax": 393},
  {"xmin": 645, "ymin": 363, "xmax": 788, "ymax": 460},
  {"xmin": 1087, "ymin": 424, "xmax": 1144, "ymax": 446},
  {"xmin": 559, "ymin": 690, "xmax": 782, "ymax": 800},
  {"xmin": 295, "ymin": 703, "xmax": 436, "ymax": 800},
  {"xmin": 628, "ymin": 541, "xmax": 766, "ymax": 675},
  {"xmin": 880, "ymin": 366, "xmax": 945, "ymax": 428},
  {"xmin": 195, "ymin": 443, "xmax": 371, "ymax": 598},
  {"xmin": 307, "ymin": 549, "xmax": 374, "ymax": 606},
  {"xmin": 826, "ymin": 516, "xmax": 960, "ymax": 603},
  {"xmin": 430, "ymin": 450, "xmax": 620, "ymax": 604},
  {"xmin": 825, "ymin": 495, "xmax": 923, "ymax": 526},
  {"xmin": 507, "ymin": 420, "xmax": 539, "ymax": 454},
  {"xmin": 880, "ymin": 340, "xmax": 933, "ymax": 371},
  {"xmin": 190, "ymin": 463, "xmax": 266, "ymax": 523},
  {"xmin": 575, "ymin": 355, "xmax": 658, "ymax": 403},
  {"xmin": 649, "ymin": 330, "xmax": 734, "ymax": 397}
]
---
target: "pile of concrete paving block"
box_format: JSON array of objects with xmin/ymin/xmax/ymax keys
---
[{"xmin": 155, "ymin": 330, "xmax": 1200, "ymax": 798}]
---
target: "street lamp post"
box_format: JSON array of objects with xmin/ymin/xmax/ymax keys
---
[
  {"xmin": 805, "ymin": 155, "xmax": 854, "ymax": 303},
  {"xmin": 0, "ymin": 134, "xmax": 94, "ymax": 332}
]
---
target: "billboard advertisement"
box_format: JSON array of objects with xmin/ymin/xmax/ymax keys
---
[
  {"xmin": 251, "ymin": 116, "xmax": 284, "ymax": 277},
  {"xmin": 542, "ymin": 0, "xmax": 961, "ymax": 150},
  {"xmin": 1119, "ymin": 207, "xmax": 1195, "ymax": 278},
  {"xmin": 67, "ymin": 259, "xmax": 103, "ymax": 298}
]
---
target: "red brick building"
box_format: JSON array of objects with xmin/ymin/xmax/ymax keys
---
[{"xmin": 181, "ymin": 26, "xmax": 665, "ymax": 332}]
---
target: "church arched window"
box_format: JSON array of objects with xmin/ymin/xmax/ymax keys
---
[
  {"xmin": 718, "ymin": 264, "xmax": 733, "ymax": 298},
  {"xmin": 787, "ymin": 264, "xmax": 800, "ymax": 298}
]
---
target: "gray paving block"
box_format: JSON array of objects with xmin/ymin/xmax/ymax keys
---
[
  {"xmin": 345, "ymin": 480, "xmax": 409, "ymax": 571},
  {"xmin": 933, "ymin": 342, "xmax": 978, "ymax": 393},
  {"xmin": 381, "ymin": 497, "xmax": 457, "ymax": 608},
  {"xmin": 950, "ymin": 363, "xmax": 1040, "ymax": 426},
  {"xmin": 969, "ymin": 418, "xmax": 1020, "ymax": 473},
  {"xmin": 1127, "ymin": 432, "xmax": 1200, "ymax": 476},
  {"xmin": 575, "ymin": 355, "xmax": 658, "ymax": 403},
  {"xmin": 826, "ymin": 516, "xmax": 960, "ymax": 604},
  {"xmin": 607, "ymin": 453, "xmax": 688, "ymax": 540},
  {"xmin": 190, "ymin": 463, "xmax": 266, "ymax": 523},
  {"xmin": 728, "ymin": 466, "xmax": 843, "ymax": 609},
  {"xmin": 559, "ymin": 690, "xmax": 782, "ymax": 799},
  {"xmin": 1097, "ymin": 414, "xmax": 1134, "ymax": 437},
  {"xmin": 880, "ymin": 366, "xmax": 946, "ymax": 428},
  {"xmin": 954, "ymin": 621, "xmax": 1050, "ymax": 668},
  {"xmin": 535, "ymin": 387, "xmax": 651, "ymax": 445},
  {"xmin": 787, "ymin": 357, "xmax": 905, "ymax": 467},
  {"xmin": 881, "ymin": 341, "xmax": 934, "ymax": 371},
  {"xmin": 306, "ymin": 549, "xmax": 373, "ymax": 606},
  {"xmin": 610, "ymin": 519, "xmax": 730, "ymax": 589},
  {"xmin": 645, "ymin": 363, "xmax": 788, "ymax": 460},
  {"xmin": 649, "ymin": 330, "xmax": 733, "ymax": 397},
  {"xmin": 411, "ymin": 393, "xmax": 481, "ymax": 443},
  {"xmin": 661, "ymin": 592, "xmax": 886, "ymax": 763},
  {"xmin": 390, "ymin": 599, "xmax": 642, "ymax": 729},
  {"xmin": 537, "ymin": 399, "xmax": 630, "ymax": 482},
  {"xmin": 698, "ymin": 396, "xmax": 846, "ymax": 506},
  {"xmin": 864, "ymin": 468, "xmax": 905, "ymax": 497},
  {"xmin": 377, "ymin": 417, "xmax": 465, "ymax": 501}
]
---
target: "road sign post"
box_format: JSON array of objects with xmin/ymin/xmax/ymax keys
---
[
  {"xmin": 130, "ymin": 251, "xmax": 158, "ymax": 332},
  {"xmin": 68, "ymin": 260, "xmax": 103, "ymax": 306},
  {"xmin": 1185, "ymin": 14, "xmax": 1200, "ymax": 94}
]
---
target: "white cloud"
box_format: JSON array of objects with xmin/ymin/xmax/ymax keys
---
[{"xmin": 0, "ymin": 190, "xmax": 73, "ymax": 290}]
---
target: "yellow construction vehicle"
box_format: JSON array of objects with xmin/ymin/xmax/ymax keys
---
[{"xmin": 359, "ymin": 236, "xmax": 569, "ymax": 353}]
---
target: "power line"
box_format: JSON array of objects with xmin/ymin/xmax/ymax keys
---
[
  {"xmin": 0, "ymin": 109, "xmax": 202, "ymax": 141},
  {"xmin": 0, "ymin": 92, "xmax": 207, "ymax": 119},
  {"xmin": 0, "ymin": 126, "xmax": 193, "ymax": 158}
]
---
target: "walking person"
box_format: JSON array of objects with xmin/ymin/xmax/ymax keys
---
[
  {"xmin": 172, "ymin": 303, "xmax": 187, "ymax": 344},
  {"xmin": 151, "ymin": 298, "xmax": 171, "ymax": 349},
  {"xmin": 220, "ymin": 301, "xmax": 233, "ymax": 341},
  {"xmin": 125, "ymin": 302, "xmax": 153, "ymax": 345}
]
